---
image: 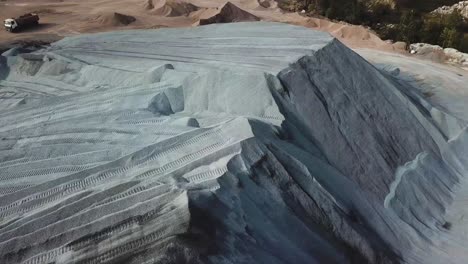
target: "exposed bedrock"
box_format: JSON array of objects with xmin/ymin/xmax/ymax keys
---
[{"xmin": 0, "ymin": 22, "xmax": 466, "ymax": 264}]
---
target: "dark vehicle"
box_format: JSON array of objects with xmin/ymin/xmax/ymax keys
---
[{"xmin": 4, "ymin": 13, "xmax": 39, "ymax": 32}]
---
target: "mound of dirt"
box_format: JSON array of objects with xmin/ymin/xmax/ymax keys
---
[
  {"xmin": 146, "ymin": 0, "xmax": 198, "ymax": 17},
  {"xmin": 162, "ymin": 0, "xmax": 199, "ymax": 16},
  {"xmin": 258, "ymin": 0, "xmax": 278, "ymax": 8},
  {"xmin": 331, "ymin": 25, "xmax": 372, "ymax": 41},
  {"xmin": 114, "ymin": 12, "xmax": 137, "ymax": 25},
  {"xmin": 199, "ymin": 2, "xmax": 259, "ymax": 25},
  {"xmin": 143, "ymin": 0, "xmax": 155, "ymax": 10},
  {"xmin": 92, "ymin": 12, "xmax": 136, "ymax": 26}
]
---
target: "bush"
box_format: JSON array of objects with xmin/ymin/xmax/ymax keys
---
[
  {"xmin": 460, "ymin": 34, "xmax": 468, "ymax": 52},
  {"xmin": 395, "ymin": 0, "xmax": 460, "ymax": 12},
  {"xmin": 281, "ymin": 1, "xmax": 468, "ymax": 51},
  {"xmin": 396, "ymin": 10, "xmax": 423, "ymax": 48},
  {"xmin": 440, "ymin": 27, "xmax": 462, "ymax": 48},
  {"xmin": 393, "ymin": 9, "xmax": 467, "ymax": 50},
  {"xmin": 421, "ymin": 14, "xmax": 445, "ymax": 44},
  {"xmin": 376, "ymin": 24, "xmax": 399, "ymax": 40},
  {"xmin": 421, "ymin": 10, "xmax": 466, "ymax": 50},
  {"xmin": 367, "ymin": 2, "xmax": 395, "ymax": 21}
]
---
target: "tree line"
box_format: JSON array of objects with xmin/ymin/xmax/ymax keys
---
[{"xmin": 279, "ymin": 0, "xmax": 468, "ymax": 52}]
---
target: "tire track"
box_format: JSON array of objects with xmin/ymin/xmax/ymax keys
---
[
  {"xmin": 14, "ymin": 190, "xmax": 187, "ymax": 264},
  {"xmin": 0, "ymin": 127, "xmax": 223, "ymax": 216}
]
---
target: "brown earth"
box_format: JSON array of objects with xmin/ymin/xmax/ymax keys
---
[{"xmin": 0, "ymin": 0, "xmax": 407, "ymax": 53}]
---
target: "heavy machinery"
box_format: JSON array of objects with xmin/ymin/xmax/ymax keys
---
[{"xmin": 4, "ymin": 13, "xmax": 39, "ymax": 32}]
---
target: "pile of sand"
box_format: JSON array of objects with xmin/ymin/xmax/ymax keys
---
[
  {"xmin": 198, "ymin": 2, "xmax": 259, "ymax": 25},
  {"xmin": 330, "ymin": 25, "xmax": 372, "ymax": 41},
  {"xmin": 304, "ymin": 18, "xmax": 383, "ymax": 44},
  {"xmin": 91, "ymin": 12, "xmax": 137, "ymax": 27},
  {"xmin": 257, "ymin": 0, "xmax": 278, "ymax": 9},
  {"xmin": 92, "ymin": 12, "xmax": 136, "ymax": 27},
  {"xmin": 145, "ymin": 0, "xmax": 199, "ymax": 17}
]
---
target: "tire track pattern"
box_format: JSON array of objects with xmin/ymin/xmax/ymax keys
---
[
  {"xmin": 0, "ymin": 24, "xmax": 296, "ymax": 264},
  {"xmin": 0, "ymin": 66, "xmax": 252, "ymax": 264}
]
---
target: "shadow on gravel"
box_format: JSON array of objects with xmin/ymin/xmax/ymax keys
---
[
  {"xmin": 14, "ymin": 23, "xmax": 57, "ymax": 34},
  {"xmin": 0, "ymin": 55, "xmax": 8, "ymax": 80}
]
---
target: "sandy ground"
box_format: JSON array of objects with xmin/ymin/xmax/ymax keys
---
[{"xmin": 0, "ymin": 0, "xmax": 405, "ymax": 52}]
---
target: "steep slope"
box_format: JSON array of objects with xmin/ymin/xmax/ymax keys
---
[
  {"xmin": 145, "ymin": 0, "xmax": 199, "ymax": 17},
  {"xmin": 198, "ymin": 2, "xmax": 260, "ymax": 25},
  {"xmin": 0, "ymin": 22, "xmax": 467, "ymax": 264},
  {"xmin": 396, "ymin": 0, "xmax": 461, "ymax": 12}
]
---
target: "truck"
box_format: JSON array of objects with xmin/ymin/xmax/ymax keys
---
[{"xmin": 4, "ymin": 13, "xmax": 39, "ymax": 33}]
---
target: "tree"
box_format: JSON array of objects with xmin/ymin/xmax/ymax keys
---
[
  {"xmin": 440, "ymin": 27, "xmax": 462, "ymax": 48},
  {"xmin": 446, "ymin": 9, "xmax": 464, "ymax": 30},
  {"xmin": 439, "ymin": 10, "xmax": 464, "ymax": 49},
  {"xmin": 421, "ymin": 14, "xmax": 444, "ymax": 44},
  {"xmin": 460, "ymin": 34, "xmax": 468, "ymax": 53},
  {"xmin": 397, "ymin": 10, "xmax": 422, "ymax": 49}
]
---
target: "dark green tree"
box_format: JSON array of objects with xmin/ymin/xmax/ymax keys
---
[
  {"xmin": 439, "ymin": 10, "xmax": 464, "ymax": 49},
  {"xmin": 397, "ymin": 10, "xmax": 422, "ymax": 49},
  {"xmin": 440, "ymin": 27, "xmax": 462, "ymax": 48},
  {"xmin": 446, "ymin": 9, "xmax": 464, "ymax": 30},
  {"xmin": 460, "ymin": 34, "xmax": 468, "ymax": 52},
  {"xmin": 421, "ymin": 14, "xmax": 444, "ymax": 44}
]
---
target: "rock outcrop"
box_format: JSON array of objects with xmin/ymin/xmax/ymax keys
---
[
  {"xmin": 0, "ymin": 22, "xmax": 467, "ymax": 264},
  {"xmin": 433, "ymin": 1, "xmax": 468, "ymax": 18},
  {"xmin": 410, "ymin": 42, "xmax": 468, "ymax": 68}
]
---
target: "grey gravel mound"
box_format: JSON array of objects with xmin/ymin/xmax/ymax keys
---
[{"xmin": 0, "ymin": 22, "xmax": 467, "ymax": 264}]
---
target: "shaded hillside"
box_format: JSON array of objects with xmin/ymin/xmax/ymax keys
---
[
  {"xmin": 281, "ymin": 0, "xmax": 461, "ymax": 13},
  {"xmin": 395, "ymin": 0, "xmax": 460, "ymax": 12},
  {"xmin": 282, "ymin": 0, "xmax": 468, "ymax": 52}
]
